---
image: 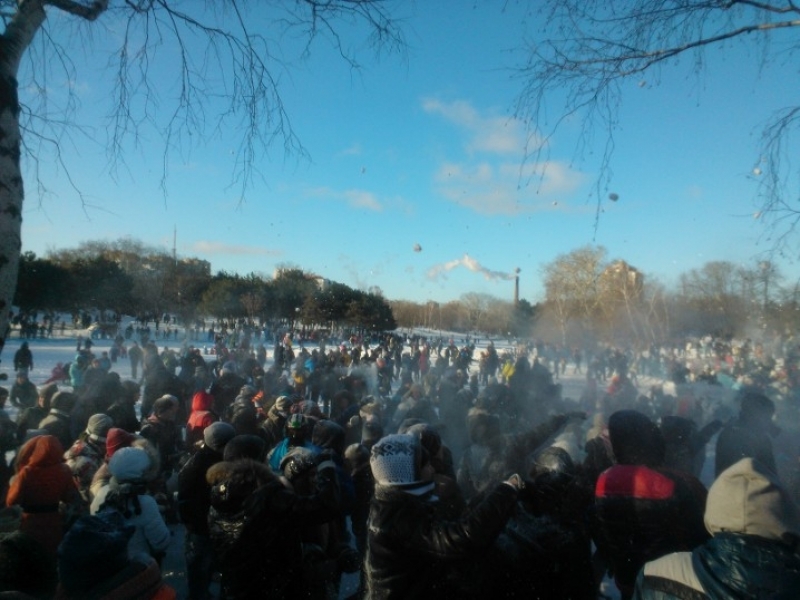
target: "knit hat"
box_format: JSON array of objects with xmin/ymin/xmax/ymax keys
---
[
  {"xmin": 705, "ymin": 457, "xmax": 800, "ymax": 540},
  {"xmin": 86, "ymin": 414, "xmax": 113, "ymax": 443},
  {"xmin": 152, "ymin": 394, "xmax": 178, "ymax": 416},
  {"xmin": 50, "ymin": 390, "xmax": 78, "ymax": 412},
  {"xmin": 274, "ymin": 395, "xmax": 293, "ymax": 415},
  {"xmin": 223, "ymin": 434, "xmax": 267, "ymax": 462},
  {"xmin": 608, "ymin": 409, "xmax": 665, "ymax": 467},
  {"xmin": 105, "ymin": 428, "xmax": 138, "ymax": 460},
  {"xmin": 370, "ymin": 433, "xmax": 434, "ymax": 496},
  {"xmin": 203, "ymin": 421, "xmax": 236, "ymax": 452},
  {"xmin": 109, "ymin": 447, "xmax": 151, "ymax": 482}
]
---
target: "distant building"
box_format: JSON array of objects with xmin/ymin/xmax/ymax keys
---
[{"xmin": 601, "ymin": 260, "xmax": 644, "ymax": 298}]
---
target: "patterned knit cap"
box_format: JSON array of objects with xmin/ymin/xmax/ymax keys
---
[
  {"xmin": 86, "ymin": 414, "xmax": 113, "ymax": 444},
  {"xmin": 370, "ymin": 433, "xmax": 434, "ymax": 496}
]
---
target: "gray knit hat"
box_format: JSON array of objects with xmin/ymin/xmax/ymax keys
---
[
  {"xmin": 203, "ymin": 421, "xmax": 236, "ymax": 452},
  {"xmin": 370, "ymin": 433, "xmax": 434, "ymax": 496},
  {"xmin": 86, "ymin": 414, "xmax": 113, "ymax": 443}
]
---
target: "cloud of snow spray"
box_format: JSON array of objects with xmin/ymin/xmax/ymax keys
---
[{"xmin": 427, "ymin": 254, "xmax": 516, "ymax": 282}]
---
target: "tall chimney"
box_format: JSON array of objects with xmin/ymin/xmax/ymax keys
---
[{"xmin": 514, "ymin": 267, "xmax": 520, "ymax": 306}]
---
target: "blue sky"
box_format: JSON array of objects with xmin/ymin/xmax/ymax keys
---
[{"xmin": 17, "ymin": 2, "xmax": 799, "ymax": 305}]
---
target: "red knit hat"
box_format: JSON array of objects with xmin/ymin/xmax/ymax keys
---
[{"xmin": 105, "ymin": 428, "xmax": 137, "ymax": 460}]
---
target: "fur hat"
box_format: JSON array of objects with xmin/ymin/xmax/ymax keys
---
[
  {"xmin": 280, "ymin": 446, "xmax": 317, "ymax": 482},
  {"xmin": 86, "ymin": 413, "xmax": 113, "ymax": 443},
  {"xmin": 370, "ymin": 433, "xmax": 434, "ymax": 496},
  {"xmin": 203, "ymin": 421, "xmax": 236, "ymax": 452}
]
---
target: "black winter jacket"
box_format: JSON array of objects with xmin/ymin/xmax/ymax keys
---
[
  {"xmin": 177, "ymin": 445, "xmax": 223, "ymax": 535},
  {"xmin": 365, "ymin": 482, "xmax": 518, "ymax": 600},
  {"xmin": 207, "ymin": 458, "xmax": 340, "ymax": 600}
]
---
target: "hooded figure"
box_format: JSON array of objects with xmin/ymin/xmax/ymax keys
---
[
  {"xmin": 185, "ymin": 390, "xmax": 218, "ymax": 449},
  {"xmin": 594, "ymin": 410, "xmax": 709, "ymax": 600},
  {"xmin": 260, "ymin": 394, "xmax": 293, "ymax": 449},
  {"xmin": 6, "ymin": 435, "xmax": 80, "ymax": 558},
  {"xmin": 38, "ymin": 391, "xmax": 78, "ymax": 451},
  {"xmin": 715, "ymin": 388, "xmax": 778, "ymax": 477},
  {"xmin": 634, "ymin": 458, "xmax": 800, "ymax": 599},
  {"xmin": 206, "ymin": 453, "xmax": 341, "ymax": 599}
]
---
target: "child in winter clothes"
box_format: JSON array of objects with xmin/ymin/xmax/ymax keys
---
[{"xmin": 92, "ymin": 446, "xmax": 171, "ymax": 565}]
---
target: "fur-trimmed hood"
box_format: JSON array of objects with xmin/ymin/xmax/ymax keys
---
[{"xmin": 206, "ymin": 459, "xmax": 279, "ymax": 514}]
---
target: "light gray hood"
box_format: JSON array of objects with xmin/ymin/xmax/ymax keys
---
[{"xmin": 705, "ymin": 457, "xmax": 800, "ymax": 540}]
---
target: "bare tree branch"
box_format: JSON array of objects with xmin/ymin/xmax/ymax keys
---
[{"xmin": 515, "ymin": 0, "xmax": 800, "ymax": 248}]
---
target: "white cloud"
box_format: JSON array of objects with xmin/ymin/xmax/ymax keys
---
[
  {"xmin": 343, "ymin": 190, "xmax": 383, "ymax": 211},
  {"xmin": 337, "ymin": 143, "xmax": 362, "ymax": 156},
  {"xmin": 422, "ymin": 98, "xmax": 524, "ymax": 156},
  {"xmin": 436, "ymin": 159, "xmax": 585, "ymax": 215},
  {"xmin": 306, "ymin": 186, "xmax": 385, "ymax": 212},
  {"xmin": 424, "ymin": 98, "xmax": 582, "ymax": 214}
]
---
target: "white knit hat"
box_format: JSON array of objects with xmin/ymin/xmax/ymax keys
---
[{"xmin": 370, "ymin": 434, "xmax": 434, "ymax": 496}]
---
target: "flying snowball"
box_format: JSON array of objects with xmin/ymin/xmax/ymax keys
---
[
  {"xmin": 552, "ymin": 201, "xmax": 558, "ymax": 206},
  {"xmin": 752, "ymin": 167, "xmax": 762, "ymax": 176},
  {"xmin": 753, "ymin": 211, "xmax": 762, "ymax": 219},
  {"xmin": 413, "ymin": 243, "xmax": 422, "ymax": 253},
  {"xmin": 608, "ymin": 192, "xmax": 619, "ymax": 202}
]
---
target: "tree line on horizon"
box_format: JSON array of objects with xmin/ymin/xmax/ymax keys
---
[{"xmin": 12, "ymin": 239, "xmax": 800, "ymax": 349}]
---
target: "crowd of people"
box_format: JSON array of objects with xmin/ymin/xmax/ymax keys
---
[{"xmin": 0, "ymin": 326, "xmax": 798, "ymax": 599}]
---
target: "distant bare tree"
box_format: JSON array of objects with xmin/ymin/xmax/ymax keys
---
[
  {"xmin": 0, "ymin": 0, "xmax": 403, "ymax": 364},
  {"xmin": 677, "ymin": 260, "xmax": 751, "ymax": 334},
  {"xmin": 541, "ymin": 245, "xmax": 607, "ymax": 344},
  {"xmin": 516, "ymin": 1, "xmax": 800, "ymax": 243}
]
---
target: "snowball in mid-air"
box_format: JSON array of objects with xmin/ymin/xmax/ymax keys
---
[{"xmin": 413, "ymin": 243, "xmax": 422, "ymax": 253}]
